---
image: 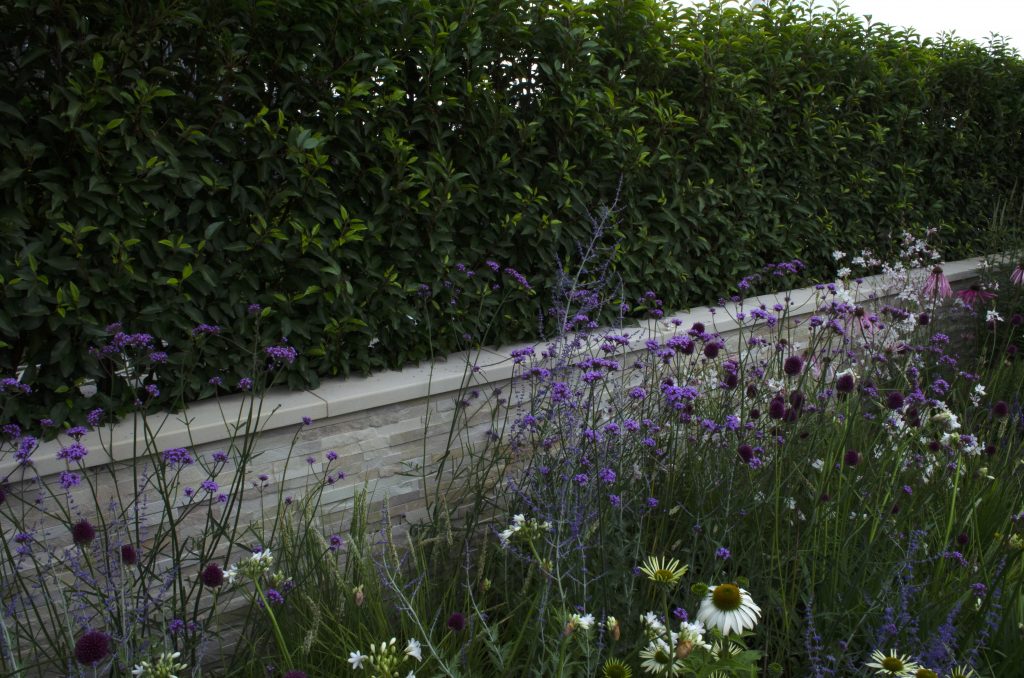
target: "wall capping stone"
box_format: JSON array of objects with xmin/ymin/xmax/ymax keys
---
[{"xmin": 11, "ymin": 254, "xmax": 990, "ymax": 479}]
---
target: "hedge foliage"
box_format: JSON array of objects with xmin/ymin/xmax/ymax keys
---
[{"xmin": 2, "ymin": 0, "xmax": 1023, "ymax": 425}]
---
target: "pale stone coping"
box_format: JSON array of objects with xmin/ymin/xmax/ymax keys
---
[{"xmin": 16, "ymin": 255, "xmax": 989, "ymax": 478}]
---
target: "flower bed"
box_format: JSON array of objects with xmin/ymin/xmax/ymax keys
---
[{"xmin": 2, "ymin": 222, "xmax": 1022, "ymax": 677}]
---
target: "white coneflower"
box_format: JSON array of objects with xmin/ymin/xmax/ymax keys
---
[
  {"xmin": 865, "ymin": 649, "xmax": 920, "ymax": 676},
  {"xmin": 696, "ymin": 583, "xmax": 761, "ymax": 636},
  {"xmin": 639, "ymin": 637, "xmax": 684, "ymax": 676},
  {"xmin": 639, "ymin": 556, "xmax": 689, "ymax": 587}
]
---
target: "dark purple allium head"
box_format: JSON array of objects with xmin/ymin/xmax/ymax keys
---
[
  {"xmin": 1012, "ymin": 313, "xmax": 1024, "ymax": 326},
  {"xmin": 984, "ymin": 444, "xmax": 997, "ymax": 456},
  {"xmin": 723, "ymin": 372, "xmax": 738, "ymax": 389},
  {"xmin": 703, "ymin": 342, "xmax": 720, "ymax": 359},
  {"xmin": 783, "ymin": 355, "xmax": 803, "ymax": 377},
  {"xmin": 120, "ymin": 544, "xmax": 138, "ymax": 566},
  {"xmin": 886, "ymin": 391, "xmax": 905, "ymax": 410},
  {"xmin": 789, "ymin": 390, "xmax": 804, "ymax": 410},
  {"xmin": 843, "ymin": 450, "xmax": 861, "ymax": 467},
  {"xmin": 71, "ymin": 519, "xmax": 96, "ymax": 546},
  {"xmin": 992, "ymin": 400, "xmax": 1009, "ymax": 418},
  {"xmin": 201, "ymin": 563, "xmax": 225, "ymax": 588},
  {"xmin": 836, "ymin": 372, "xmax": 855, "ymax": 394},
  {"xmin": 74, "ymin": 629, "xmax": 110, "ymax": 665},
  {"xmin": 768, "ymin": 397, "xmax": 786, "ymax": 420},
  {"xmin": 956, "ymin": 532, "xmax": 969, "ymax": 546},
  {"xmin": 447, "ymin": 612, "xmax": 467, "ymax": 631}
]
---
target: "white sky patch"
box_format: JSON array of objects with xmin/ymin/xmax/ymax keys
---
[{"xmin": 668, "ymin": 0, "xmax": 1022, "ymax": 52}]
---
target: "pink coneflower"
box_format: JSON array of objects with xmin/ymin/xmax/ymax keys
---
[
  {"xmin": 1010, "ymin": 263, "xmax": 1024, "ymax": 285},
  {"xmin": 956, "ymin": 284, "xmax": 996, "ymax": 308},
  {"xmin": 922, "ymin": 266, "xmax": 952, "ymax": 299}
]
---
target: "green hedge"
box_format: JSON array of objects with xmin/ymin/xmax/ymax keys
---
[{"xmin": 2, "ymin": 0, "xmax": 1022, "ymax": 426}]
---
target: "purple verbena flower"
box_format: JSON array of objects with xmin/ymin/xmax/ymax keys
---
[
  {"xmin": 265, "ymin": 344, "xmax": 298, "ymax": 364},
  {"xmin": 162, "ymin": 447, "xmax": 194, "ymax": 466},
  {"xmin": 58, "ymin": 442, "xmax": 88, "ymax": 462},
  {"xmin": 191, "ymin": 323, "xmax": 222, "ymax": 337}
]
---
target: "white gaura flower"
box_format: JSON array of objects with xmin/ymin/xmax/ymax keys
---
[
  {"xmin": 347, "ymin": 650, "xmax": 366, "ymax": 669},
  {"xmin": 251, "ymin": 549, "xmax": 273, "ymax": 566},
  {"xmin": 405, "ymin": 638, "xmax": 423, "ymax": 662},
  {"xmin": 696, "ymin": 583, "xmax": 761, "ymax": 636},
  {"xmin": 678, "ymin": 620, "xmax": 711, "ymax": 652},
  {"xmin": 570, "ymin": 612, "xmax": 595, "ymax": 630},
  {"xmin": 131, "ymin": 651, "xmax": 186, "ymax": 677},
  {"xmin": 641, "ymin": 611, "xmax": 667, "ymax": 637}
]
